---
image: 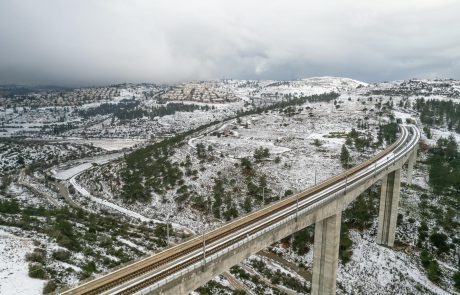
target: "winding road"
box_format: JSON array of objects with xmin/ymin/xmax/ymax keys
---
[{"xmin": 61, "ymin": 125, "xmax": 420, "ymax": 295}]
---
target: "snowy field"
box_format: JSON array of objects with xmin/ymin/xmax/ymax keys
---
[
  {"xmin": 338, "ymin": 230, "xmax": 451, "ymax": 295},
  {"xmin": 0, "ymin": 230, "xmax": 44, "ymax": 295}
]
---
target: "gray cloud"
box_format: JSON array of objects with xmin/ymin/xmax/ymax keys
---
[{"xmin": 0, "ymin": 0, "xmax": 459, "ymax": 85}]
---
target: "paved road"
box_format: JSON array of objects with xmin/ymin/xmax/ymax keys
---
[{"xmin": 54, "ymin": 181, "xmax": 82, "ymax": 209}]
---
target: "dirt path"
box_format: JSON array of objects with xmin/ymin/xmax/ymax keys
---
[
  {"xmin": 258, "ymin": 250, "xmax": 312, "ymax": 282},
  {"xmin": 241, "ymin": 264, "xmax": 299, "ymax": 295},
  {"xmin": 222, "ymin": 271, "xmax": 254, "ymax": 295},
  {"xmin": 18, "ymin": 169, "xmax": 62, "ymax": 208}
]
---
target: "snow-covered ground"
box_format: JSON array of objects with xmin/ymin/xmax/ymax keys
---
[
  {"xmin": 56, "ymin": 157, "xmax": 194, "ymax": 233},
  {"xmin": 77, "ymin": 94, "xmax": 380, "ymax": 234},
  {"xmin": 338, "ymin": 230, "xmax": 450, "ymax": 295},
  {"xmin": 0, "ymin": 77, "xmax": 459, "ymax": 294},
  {"xmin": 0, "ymin": 230, "xmax": 44, "ymax": 295},
  {"xmin": 69, "ymin": 175, "xmax": 189, "ymax": 231}
]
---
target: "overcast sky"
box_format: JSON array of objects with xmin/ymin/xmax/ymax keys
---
[{"xmin": 0, "ymin": 0, "xmax": 459, "ymax": 86}]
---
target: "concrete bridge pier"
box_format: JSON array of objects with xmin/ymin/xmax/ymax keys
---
[
  {"xmin": 407, "ymin": 146, "xmax": 417, "ymax": 185},
  {"xmin": 376, "ymin": 169, "xmax": 401, "ymax": 247},
  {"xmin": 311, "ymin": 212, "xmax": 341, "ymax": 295}
]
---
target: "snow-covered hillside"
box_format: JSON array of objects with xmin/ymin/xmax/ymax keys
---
[{"xmin": 0, "ymin": 78, "xmax": 458, "ymax": 295}]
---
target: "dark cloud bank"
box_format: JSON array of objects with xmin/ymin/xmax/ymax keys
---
[{"xmin": 0, "ymin": 0, "xmax": 459, "ymax": 86}]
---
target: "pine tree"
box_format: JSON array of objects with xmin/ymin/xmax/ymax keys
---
[
  {"xmin": 243, "ymin": 196, "xmax": 252, "ymax": 213},
  {"xmin": 340, "ymin": 144, "xmax": 350, "ymax": 168}
]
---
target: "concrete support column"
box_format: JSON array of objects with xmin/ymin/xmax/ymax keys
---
[
  {"xmin": 311, "ymin": 212, "xmax": 341, "ymax": 295},
  {"xmin": 376, "ymin": 169, "xmax": 401, "ymax": 247},
  {"xmin": 407, "ymin": 146, "xmax": 417, "ymax": 185}
]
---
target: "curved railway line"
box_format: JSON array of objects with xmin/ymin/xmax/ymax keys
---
[{"xmin": 62, "ymin": 125, "xmax": 420, "ymax": 295}]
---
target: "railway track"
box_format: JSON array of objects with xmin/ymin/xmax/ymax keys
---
[{"xmin": 62, "ymin": 125, "xmax": 420, "ymax": 295}]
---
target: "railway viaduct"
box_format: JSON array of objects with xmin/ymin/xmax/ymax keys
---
[{"xmin": 62, "ymin": 126, "xmax": 420, "ymax": 295}]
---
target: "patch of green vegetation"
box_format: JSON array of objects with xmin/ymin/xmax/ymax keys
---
[
  {"xmin": 453, "ymin": 271, "xmax": 460, "ymax": 289},
  {"xmin": 254, "ymin": 147, "xmax": 270, "ymax": 161},
  {"xmin": 339, "ymin": 224, "xmax": 353, "ymax": 263},
  {"xmin": 120, "ymin": 93, "xmax": 339, "ymax": 203},
  {"xmin": 415, "ymin": 136, "xmax": 459, "ymax": 287},
  {"xmin": 428, "ymin": 136, "xmax": 460, "ymax": 193},
  {"xmin": 196, "ymin": 279, "xmax": 234, "ymax": 295},
  {"xmin": 340, "ymin": 144, "xmax": 350, "ymax": 168},
  {"xmin": 291, "ymin": 227, "xmax": 314, "ymax": 255},
  {"xmin": 79, "ymin": 100, "xmax": 208, "ymax": 121},
  {"xmin": 378, "ymin": 122, "xmax": 399, "ymax": 145},
  {"xmin": 414, "ymin": 98, "xmax": 460, "ymax": 132},
  {"xmin": 26, "ymin": 248, "xmax": 47, "ymax": 264},
  {"xmin": 52, "ymin": 249, "xmax": 71, "ymax": 262},
  {"xmin": 344, "ymin": 189, "xmax": 378, "ymax": 230},
  {"xmin": 121, "ymin": 120, "xmax": 220, "ymax": 203},
  {"xmin": 230, "ymin": 265, "xmax": 287, "ymax": 295},
  {"xmin": 43, "ymin": 280, "xmax": 57, "ymax": 294},
  {"xmin": 0, "ymin": 203, "xmax": 167, "ymax": 291},
  {"xmin": 0, "ymin": 198, "xmax": 20, "ymax": 214},
  {"xmin": 28, "ymin": 263, "xmax": 46, "ymax": 279}
]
